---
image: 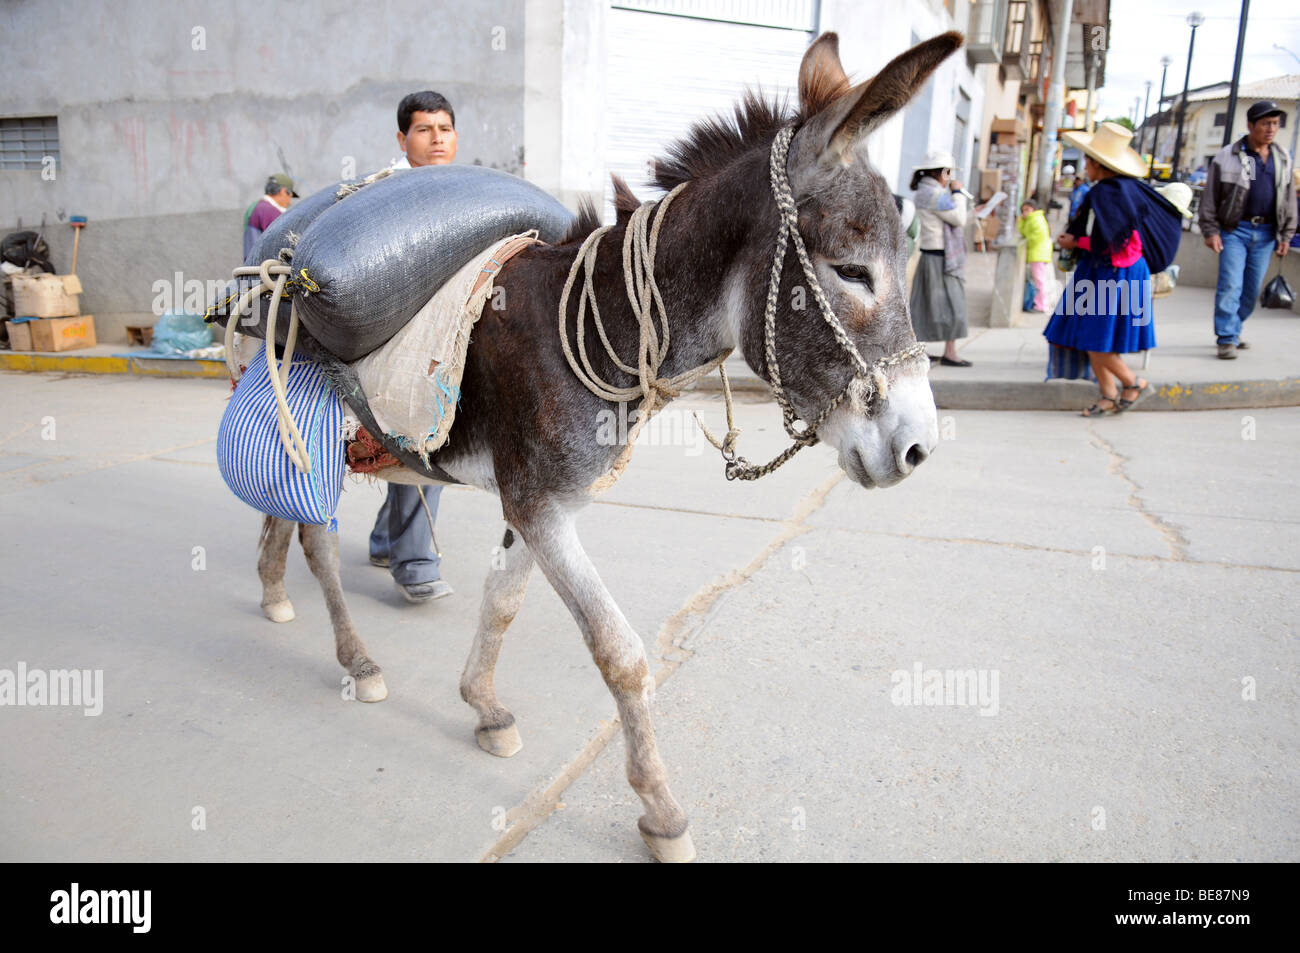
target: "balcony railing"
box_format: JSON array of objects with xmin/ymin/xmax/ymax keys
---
[
  {"xmin": 1002, "ymin": 0, "xmax": 1032, "ymax": 79},
  {"xmin": 968, "ymin": 0, "xmax": 1010, "ymax": 65}
]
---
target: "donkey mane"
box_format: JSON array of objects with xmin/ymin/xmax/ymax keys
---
[
  {"xmin": 559, "ymin": 88, "xmax": 822, "ymax": 247},
  {"xmin": 652, "ymin": 90, "xmax": 790, "ymax": 192}
]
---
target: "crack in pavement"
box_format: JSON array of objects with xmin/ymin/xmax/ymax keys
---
[
  {"xmin": 1088, "ymin": 424, "xmax": 1190, "ymax": 560},
  {"xmin": 811, "ymin": 525, "xmax": 1300, "ymax": 574},
  {"xmin": 476, "ymin": 470, "xmax": 846, "ymax": 862}
]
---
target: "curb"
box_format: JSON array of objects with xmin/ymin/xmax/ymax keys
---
[
  {"xmin": 0, "ymin": 351, "xmax": 228, "ymax": 379},
  {"xmin": 693, "ymin": 371, "xmax": 1300, "ymax": 411},
  {"xmin": 5, "ymin": 349, "xmax": 1297, "ymax": 411}
]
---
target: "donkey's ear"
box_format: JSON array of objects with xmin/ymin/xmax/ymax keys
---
[
  {"xmin": 799, "ymin": 33, "xmax": 851, "ymax": 116},
  {"xmin": 797, "ymin": 31, "xmax": 964, "ymax": 166}
]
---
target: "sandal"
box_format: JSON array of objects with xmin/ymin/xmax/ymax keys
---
[
  {"xmin": 1116, "ymin": 379, "xmax": 1153, "ymax": 413},
  {"xmin": 1081, "ymin": 393, "xmax": 1119, "ymax": 417}
]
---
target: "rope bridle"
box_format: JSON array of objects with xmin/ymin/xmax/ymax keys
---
[{"xmin": 559, "ymin": 121, "xmax": 927, "ymax": 485}]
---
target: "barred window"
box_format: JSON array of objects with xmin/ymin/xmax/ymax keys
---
[{"xmin": 0, "ymin": 116, "xmax": 60, "ymax": 171}]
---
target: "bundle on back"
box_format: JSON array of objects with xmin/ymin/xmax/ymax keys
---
[{"xmin": 210, "ymin": 165, "xmax": 574, "ymax": 360}]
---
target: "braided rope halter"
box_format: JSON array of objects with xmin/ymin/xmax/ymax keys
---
[
  {"xmin": 558, "ymin": 120, "xmax": 928, "ymax": 487},
  {"xmin": 697, "ymin": 122, "xmax": 928, "ymax": 481}
]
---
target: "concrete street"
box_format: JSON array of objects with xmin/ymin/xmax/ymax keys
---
[{"xmin": 0, "ymin": 371, "xmax": 1296, "ymax": 862}]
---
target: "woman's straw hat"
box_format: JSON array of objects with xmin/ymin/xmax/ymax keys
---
[
  {"xmin": 1060, "ymin": 122, "xmax": 1148, "ymax": 178},
  {"xmin": 1156, "ymin": 182, "xmax": 1194, "ymax": 219}
]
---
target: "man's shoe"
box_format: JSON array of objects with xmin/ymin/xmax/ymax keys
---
[
  {"xmin": 1217, "ymin": 343, "xmax": 1238, "ymax": 360},
  {"xmin": 397, "ymin": 579, "xmax": 454, "ymax": 604},
  {"xmin": 1236, "ymin": 340, "xmax": 1250, "ymax": 349},
  {"xmin": 369, "ymin": 555, "xmax": 390, "ymax": 568}
]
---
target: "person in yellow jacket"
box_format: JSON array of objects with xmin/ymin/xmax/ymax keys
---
[{"xmin": 1017, "ymin": 201, "xmax": 1053, "ymax": 312}]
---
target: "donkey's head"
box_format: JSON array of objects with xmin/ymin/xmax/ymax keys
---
[{"xmin": 755, "ymin": 31, "xmax": 962, "ymax": 489}]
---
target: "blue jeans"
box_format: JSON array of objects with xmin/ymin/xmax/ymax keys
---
[
  {"xmin": 369, "ymin": 484, "xmax": 443, "ymax": 585},
  {"xmin": 1214, "ymin": 222, "xmax": 1277, "ymax": 344}
]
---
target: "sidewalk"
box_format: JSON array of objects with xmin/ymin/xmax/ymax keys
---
[
  {"xmin": 6, "ymin": 286, "xmax": 1298, "ymax": 409},
  {"xmin": 701, "ymin": 285, "xmax": 1300, "ymax": 411}
]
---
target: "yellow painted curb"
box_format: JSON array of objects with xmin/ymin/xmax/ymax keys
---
[{"xmin": 0, "ymin": 352, "xmax": 227, "ymax": 378}]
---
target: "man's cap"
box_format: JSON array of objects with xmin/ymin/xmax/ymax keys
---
[
  {"xmin": 269, "ymin": 172, "xmax": 300, "ymax": 197},
  {"xmin": 1247, "ymin": 101, "xmax": 1285, "ymax": 124}
]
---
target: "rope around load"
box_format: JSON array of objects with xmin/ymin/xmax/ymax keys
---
[
  {"xmin": 558, "ymin": 183, "xmax": 731, "ymax": 492},
  {"xmin": 222, "ymin": 259, "xmax": 312, "ymax": 473},
  {"xmin": 694, "ymin": 123, "xmax": 928, "ymax": 481}
]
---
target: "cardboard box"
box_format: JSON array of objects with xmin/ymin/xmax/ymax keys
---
[
  {"xmin": 6, "ymin": 318, "xmax": 35, "ymax": 351},
  {"xmin": 11, "ymin": 273, "xmax": 82, "ymax": 318},
  {"xmin": 978, "ymin": 169, "xmax": 1002, "ymax": 201},
  {"xmin": 28, "ymin": 315, "xmax": 97, "ymax": 352}
]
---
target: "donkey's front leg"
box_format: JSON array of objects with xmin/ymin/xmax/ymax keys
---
[
  {"xmin": 460, "ymin": 527, "xmax": 534, "ymax": 757},
  {"xmin": 258, "ymin": 515, "xmax": 297, "ymax": 623},
  {"xmin": 297, "ymin": 522, "xmax": 388, "ymax": 702},
  {"xmin": 515, "ymin": 504, "xmax": 695, "ymax": 863}
]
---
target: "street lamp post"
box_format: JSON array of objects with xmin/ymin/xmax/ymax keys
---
[
  {"xmin": 1171, "ymin": 11, "xmax": 1205, "ymax": 181},
  {"xmin": 1275, "ymin": 44, "xmax": 1300, "ymax": 165},
  {"xmin": 1149, "ymin": 56, "xmax": 1173, "ymax": 178}
]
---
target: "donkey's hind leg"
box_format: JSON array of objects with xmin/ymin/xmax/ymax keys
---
[
  {"xmin": 515, "ymin": 504, "xmax": 695, "ymax": 863},
  {"xmin": 258, "ymin": 516, "xmax": 297, "ymax": 623},
  {"xmin": 460, "ymin": 526, "xmax": 534, "ymax": 758},
  {"xmin": 298, "ymin": 522, "xmax": 388, "ymax": 703}
]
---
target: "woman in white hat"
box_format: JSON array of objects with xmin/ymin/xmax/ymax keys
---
[
  {"xmin": 909, "ymin": 149, "xmax": 972, "ymax": 366},
  {"xmin": 1044, "ymin": 122, "xmax": 1183, "ymax": 415}
]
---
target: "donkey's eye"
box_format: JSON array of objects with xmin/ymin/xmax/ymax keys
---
[{"xmin": 834, "ymin": 263, "xmax": 873, "ymax": 291}]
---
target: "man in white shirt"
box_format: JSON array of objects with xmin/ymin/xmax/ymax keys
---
[{"xmin": 369, "ymin": 91, "xmax": 460, "ymax": 604}]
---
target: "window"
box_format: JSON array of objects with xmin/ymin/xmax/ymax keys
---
[
  {"xmin": 0, "ymin": 116, "xmax": 59, "ymax": 170},
  {"xmin": 1213, "ymin": 112, "xmax": 1226, "ymax": 127}
]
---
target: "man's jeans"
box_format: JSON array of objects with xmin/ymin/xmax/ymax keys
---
[
  {"xmin": 1214, "ymin": 221, "xmax": 1277, "ymax": 344},
  {"xmin": 369, "ymin": 484, "xmax": 443, "ymax": 585}
]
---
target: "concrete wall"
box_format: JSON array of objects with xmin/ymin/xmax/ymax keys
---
[
  {"xmin": 1, "ymin": 0, "xmax": 526, "ymax": 341},
  {"xmin": 820, "ymin": 0, "xmax": 983, "ymax": 199},
  {"xmin": 1173, "ymin": 231, "xmax": 1300, "ymax": 314}
]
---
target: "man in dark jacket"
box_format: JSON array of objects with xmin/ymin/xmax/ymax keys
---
[{"xmin": 1198, "ymin": 101, "xmax": 1296, "ymax": 359}]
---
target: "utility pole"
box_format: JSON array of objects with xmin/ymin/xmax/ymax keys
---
[
  {"xmin": 1223, "ymin": 0, "xmax": 1250, "ymax": 146},
  {"xmin": 1142, "ymin": 80, "xmax": 1152, "ymax": 134},
  {"xmin": 1148, "ymin": 55, "xmax": 1172, "ymax": 177},
  {"xmin": 1275, "ymin": 44, "xmax": 1300, "ymax": 161},
  {"xmin": 1036, "ymin": 0, "xmax": 1075, "ymax": 206},
  {"xmin": 1171, "ymin": 11, "xmax": 1205, "ymax": 180}
]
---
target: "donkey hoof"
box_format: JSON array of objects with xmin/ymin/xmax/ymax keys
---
[
  {"xmin": 261, "ymin": 600, "xmax": 295, "ymax": 623},
  {"xmin": 640, "ymin": 828, "xmax": 696, "ymax": 864},
  {"xmin": 476, "ymin": 723, "xmax": 523, "ymax": 758},
  {"xmin": 355, "ymin": 673, "xmax": 388, "ymax": 703}
]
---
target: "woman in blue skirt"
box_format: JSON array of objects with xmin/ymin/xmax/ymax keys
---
[{"xmin": 1044, "ymin": 123, "xmax": 1168, "ymax": 417}]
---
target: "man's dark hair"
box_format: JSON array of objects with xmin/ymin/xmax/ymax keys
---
[
  {"xmin": 398, "ymin": 91, "xmax": 456, "ymax": 134},
  {"xmin": 265, "ymin": 178, "xmax": 286, "ymax": 196}
]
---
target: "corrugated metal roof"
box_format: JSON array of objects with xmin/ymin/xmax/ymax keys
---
[{"xmin": 1188, "ymin": 75, "xmax": 1300, "ymax": 103}]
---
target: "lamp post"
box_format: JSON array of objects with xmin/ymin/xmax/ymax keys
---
[
  {"xmin": 1148, "ymin": 55, "xmax": 1173, "ymax": 178},
  {"xmin": 1171, "ymin": 11, "xmax": 1205, "ymax": 181},
  {"xmin": 1275, "ymin": 44, "xmax": 1300, "ymax": 165}
]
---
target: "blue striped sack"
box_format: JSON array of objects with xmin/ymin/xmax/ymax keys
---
[{"xmin": 216, "ymin": 346, "xmax": 345, "ymax": 525}]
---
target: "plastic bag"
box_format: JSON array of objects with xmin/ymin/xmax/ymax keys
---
[
  {"xmin": 151, "ymin": 311, "xmax": 214, "ymax": 354},
  {"xmin": 1260, "ymin": 271, "xmax": 1295, "ymax": 310}
]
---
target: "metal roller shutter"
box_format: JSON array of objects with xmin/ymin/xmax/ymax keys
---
[{"xmin": 604, "ymin": 1, "xmax": 817, "ymax": 216}]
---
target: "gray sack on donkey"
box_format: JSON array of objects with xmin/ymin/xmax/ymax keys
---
[{"xmin": 287, "ymin": 165, "xmax": 574, "ymax": 360}]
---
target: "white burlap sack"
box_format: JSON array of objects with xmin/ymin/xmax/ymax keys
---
[{"xmin": 351, "ymin": 231, "xmax": 538, "ymax": 465}]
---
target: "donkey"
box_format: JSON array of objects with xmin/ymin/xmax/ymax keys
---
[{"xmin": 252, "ymin": 31, "xmax": 961, "ymax": 862}]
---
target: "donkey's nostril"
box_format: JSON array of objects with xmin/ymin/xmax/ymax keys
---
[{"xmin": 903, "ymin": 443, "xmax": 927, "ymax": 470}]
